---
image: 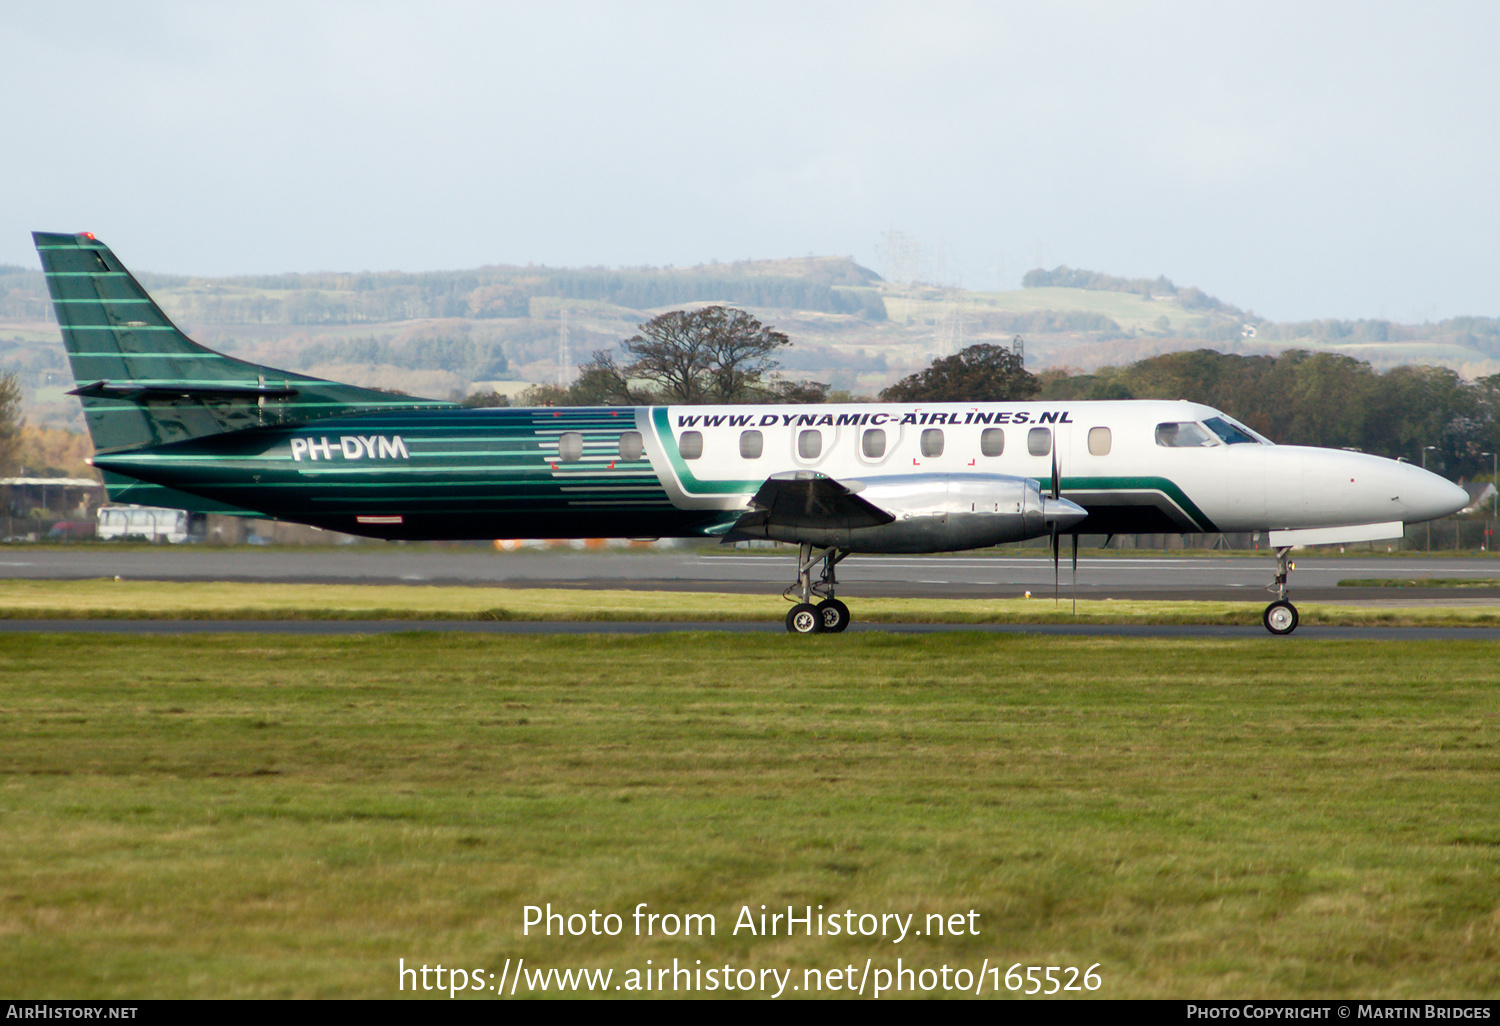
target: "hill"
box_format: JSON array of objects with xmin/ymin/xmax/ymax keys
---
[{"xmin": 5, "ymin": 256, "xmax": 1500, "ymax": 432}]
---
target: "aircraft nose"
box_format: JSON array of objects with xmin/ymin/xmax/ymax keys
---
[
  {"xmin": 1043, "ymin": 496, "xmax": 1088, "ymax": 532},
  {"xmin": 1396, "ymin": 463, "xmax": 1470, "ymax": 523}
]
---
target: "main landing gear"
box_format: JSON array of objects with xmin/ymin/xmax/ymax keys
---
[
  {"xmin": 1263, "ymin": 546, "xmax": 1299, "ymax": 636},
  {"xmin": 784, "ymin": 542, "xmax": 851, "ymax": 634}
]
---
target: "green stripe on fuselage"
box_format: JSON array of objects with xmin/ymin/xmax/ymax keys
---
[{"xmin": 650, "ymin": 407, "xmax": 759, "ymax": 496}]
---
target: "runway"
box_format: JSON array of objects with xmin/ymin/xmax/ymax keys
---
[
  {"xmin": 3, "ymin": 546, "xmax": 1499, "ymax": 603},
  {"xmin": 4, "ymin": 618, "xmax": 1500, "ymax": 641},
  {"xmin": 2, "ymin": 545, "xmax": 1499, "ymax": 638}
]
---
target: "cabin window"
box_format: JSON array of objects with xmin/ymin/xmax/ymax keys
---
[
  {"xmin": 557, "ymin": 432, "xmax": 583, "ymax": 462},
  {"xmin": 739, "ymin": 430, "xmax": 763, "ymax": 459},
  {"xmin": 680, "ymin": 430, "xmax": 703, "ymax": 460},
  {"xmin": 1155, "ymin": 421, "xmax": 1216, "ymax": 448},
  {"xmin": 1027, "ymin": 427, "xmax": 1051, "ymax": 456},
  {"xmin": 619, "ymin": 431, "xmax": 643, "ymax": 461},
  {"xmin": 1088, "ymin": 426, "xmax": 1111, "ymax": 456},
  {"xmin": 921, "ymin": 428, "xmax": 944, "ymax": 458},
  {"xmin": 862, "ymin": 428, "xmax": 886, "ymax": 458},
  {"xmin": 798, "ymin": 429, "xmax": 822, "ymax": 459},
  {"xmin": 980, "ymin": 428, "xmax": 1005, "ymax": 457},
  {"xmin": 1203, "ymin": 416, "xmax": 1259, "ymax": 445}
]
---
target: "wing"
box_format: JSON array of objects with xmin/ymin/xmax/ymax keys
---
[{"xmin": 722, "ymin": 471, "xmax": 895, "ymax": 543}]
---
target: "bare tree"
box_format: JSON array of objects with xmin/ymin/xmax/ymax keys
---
[{"xmin": 584, "ymin": 306, "xmax": 791, "ymax": 404}]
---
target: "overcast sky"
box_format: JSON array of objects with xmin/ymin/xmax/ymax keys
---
[{"xmin": 3, "ymin": 1, "xmax": 1498, "ymax": 323}]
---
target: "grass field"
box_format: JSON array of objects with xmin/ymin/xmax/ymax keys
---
[
  {"xmin": 1340, "ymin": 578, "xmax": 1500, "ymax": 590},
  {"xmin": 4, "ymin": 578, "xmax": 1500, "ymax": 628},
  {"xmin": 3, "ymin": 630, "xmax": 1498, "ymax": 999}
]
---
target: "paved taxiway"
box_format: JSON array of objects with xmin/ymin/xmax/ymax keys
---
[
  {"xmin": 5, "ymin": 548, "xmax": 1498, "ymax": 638},
  {"xmin": 3, "ymin": 547, "xmax": 1499, "ymax": 603},
  {"xmin": 4, "ymin": 619, "xmax": 1500, "ymax": 641}
]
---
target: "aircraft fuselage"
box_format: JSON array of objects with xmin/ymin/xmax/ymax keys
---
[{"xmin": 92, "ymin": 399, "xmax": 1466, "ymax": 545}]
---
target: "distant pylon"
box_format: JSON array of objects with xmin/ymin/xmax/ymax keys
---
[
  {"xmin": 935, "ymin": 291, "xmax": 964, "ymax": 359},
  {"xmin": 558, "ymin": 308, "xmax": 572, "ymax": 386}
]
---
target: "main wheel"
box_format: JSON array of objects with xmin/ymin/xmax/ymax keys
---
[
  {"xmin": 1263, "ymin": 600, "xmax": 1299, "ymax": 636},
  {"xmin": 786, "ymin": 603, "xmax": 824, "ymax": 634},
  {"xmin": 816, "ymin": 598, "xmax": 851, "ymax": 633}
]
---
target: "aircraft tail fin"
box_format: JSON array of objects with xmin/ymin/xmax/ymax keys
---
[{"xmin": 33, "ymin": 231, "xmax": 451, "ymax": 453}]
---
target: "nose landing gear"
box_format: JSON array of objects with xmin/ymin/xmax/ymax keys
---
[
  {"xmin": 784, "ymin": 542, "xmax": 851, "ymax": 634},
  {"xmin": 1263, "ymin": 546, "xmax": 1299, "ymax": 635}
]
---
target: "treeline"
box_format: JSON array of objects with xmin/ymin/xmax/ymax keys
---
[
  {"xmin": 0, "ymin": 265, "xmax": 52, "ymax": 320},
  {"xmin": 1253, "ymin": 316, "xmax": 1500, "ymax": 357},
  {"xmin": 1022, "ymin": 265, "xmax": 1243, "ymax": 317},
  {"xmin": 1041, "ymin": 348, "xmax": 1499, "ymax": 479},
  {"xmin": 536, "ymin": 272, "xmax": 885, "ymax": 320},
  {"xmin": 0, "ymin": 264, "xmax": 885, "ymax": 325},
  {"xmin": 297, "ymin": 336, "xmax": 509, "ymax": 378}
]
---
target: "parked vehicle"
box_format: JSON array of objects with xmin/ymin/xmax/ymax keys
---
[
  {"xmin": 95, "ymin": 505, "xmax": 205, "ymax": 544},
  {"xmin": 46, "ymin": 520, "xmax": 95, "ymax": 541}
]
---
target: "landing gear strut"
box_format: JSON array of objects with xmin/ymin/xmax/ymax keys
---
[
  {"xmin": 1263, "ymin": 546, "xmax": 1299, "ymax": 635},
  {"xmin": 784, "ymin": 543, "xmax": 851, "ymax": 634}
]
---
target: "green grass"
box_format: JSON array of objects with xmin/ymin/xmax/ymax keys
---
[
  {"xmin": 4, "ymin": 578, "xmax": 1500, "ymax": 628},
  {"xmin": 2, "ymin": 632, "xmax": 1498, "ymax": 998},
  {"xmin": 1340, "ymin": 578, "xmax": 1500, "ymax": 590}
]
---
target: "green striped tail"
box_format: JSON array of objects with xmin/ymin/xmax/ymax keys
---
[{"xmin": 33, "ymin": 231, "xmax": 453, "ymax": 455}]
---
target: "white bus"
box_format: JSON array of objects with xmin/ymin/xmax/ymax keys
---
[{"xmin": 95, "ymin": 505, "xmax": 204, "ymax": 544}]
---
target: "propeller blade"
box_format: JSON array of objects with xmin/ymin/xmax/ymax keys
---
[
  {"xmin": 1071, "ymin": 532, "xmax": 1079, "ymax": 615},
  {"xmin": 1050, "ymin": 446, "xmax": 1060, "ymax": 500},
  {"xmin": 1052, "ymin": 526, "xmax": 1060, "ymax": 605}
]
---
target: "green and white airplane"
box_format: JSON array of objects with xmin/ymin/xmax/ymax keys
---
[{"xmin": 34, "ymin": 231, "xmax": 1468, "ymax": 635}]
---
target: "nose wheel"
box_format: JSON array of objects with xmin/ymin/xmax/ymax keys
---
[
  {"xmin": 784, "ymin": 544, "xmax": 851, "ymax": 634},
  {"xmin": 1262, "ymin": 546, "xmax": 1299, "ymax": 635},
  {"xmin": 1263, "ymin": 599, "xmax": 1299, "ymax": 635}
]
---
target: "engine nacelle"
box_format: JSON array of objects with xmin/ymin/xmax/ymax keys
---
[{"xmin": 747, "ymin": 473, "xmax": 1086, "ymax": 553}]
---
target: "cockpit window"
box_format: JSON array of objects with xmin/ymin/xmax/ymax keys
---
[
  {"xmin": 1203, "ymin": 416, "xmax": 1260, "ymax": 445},
  {"xmin": 1155, "ymin": 421, "xmax": 1217, "ymax": 447}
]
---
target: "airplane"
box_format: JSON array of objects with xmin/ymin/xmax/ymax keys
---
[{"xmin": 33, "ymin": 231, "xmax": 1470, "ymax": 635}]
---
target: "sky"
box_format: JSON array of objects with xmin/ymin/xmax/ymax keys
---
[{"xmin": 3, "ymin": 1, "xmax": 1499, "ymax": 323}]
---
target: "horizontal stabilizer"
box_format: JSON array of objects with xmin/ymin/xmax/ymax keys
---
[{"xmin": 70, "ymin": 380, "xmax": 301, "ymax": 401}]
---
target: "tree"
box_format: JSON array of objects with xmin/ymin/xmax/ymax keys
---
[
  {"xmin": 0, "ymin": 372, "xmax": 22, "ymax": 475},
  {"xmin": 879, "ymin": 343, "xmax": 1039, "ymax": 403},
  {"xmin": 590, "ymin": 306, "xmax": 792, "ymax": 404},
  {"xmin": 766, "ymin": 378, "xmax": 831, "ymax": 404},
  {"xmin": 457, "ymin": 389, "xmax": 510, "ymax": 408},
  {"xmin": 566, "ymin": 351, "xmax": 655, "ymax": 406}
]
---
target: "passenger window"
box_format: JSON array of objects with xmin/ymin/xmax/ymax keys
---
[
  {"xmin": 862, "ymin": 429, "xmax": 886, "ymax": 459},
  {"xmin": 1088, "ymin": 426, "xmax": 1111, "ymax": 456},
  {"xmin": 980, "ymin": 428, "xmax": 1004, "ymax": 457},
  {"xmin": 680, "ymin": 430, "xmax": 703, "ymax": 460},
  {"xmin": 739, "ymin": 430, "xmax": 763, "ymax": 459},
  {"xmin": 557, "ymin": 432, "xmax": 583, "ymax": 462},
  {"xmin": 1027, "ymin": 427, "xmax": 1051, "ymax": 456},
  {"xmin": 1155, "ymin": 422, "xmax": 1216, "ymax": 447},
  {"xmin": 619, "ymin": 431, "xmax": 643, "ymax": 461},
  {"xmin": 920, "ymin": 428, "xmax": 944, "ymax": 458},
  {"xmin": 798, "ymin": 429, "xmax": 822, "ymax": 459}
]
